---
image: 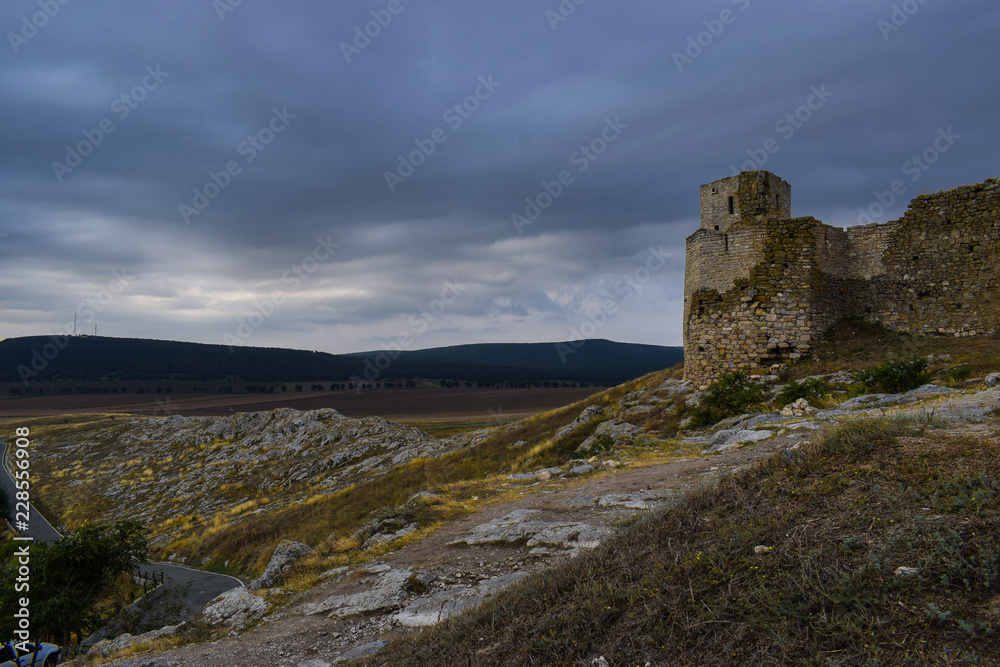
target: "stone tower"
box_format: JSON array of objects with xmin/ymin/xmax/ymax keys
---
[
  {"xmin": 683, "ymin": 170, "xmax": 1000, "ymax": 386},
  {"xmin": 699, "ymin": 171, "xmax": 791, "ymax": 233}
]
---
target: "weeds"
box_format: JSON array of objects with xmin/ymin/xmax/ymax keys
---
[{"xmin": 945, "ymin": 364, "xmax": 973, "ymax": 384}]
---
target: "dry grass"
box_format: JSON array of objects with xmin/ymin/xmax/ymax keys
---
[{"xmin": 363, "ymin": 416, "xmax": 1000, "ymax": 666}]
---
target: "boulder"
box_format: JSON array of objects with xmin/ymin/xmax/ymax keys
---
[
  {"xmin": 201, "ymin": 587, "xmax": 267, "ymax": 630},
  {"xmin": 984, "ymin": 373, "xmax": 1000, "ymax": 387},
  {"xmin": 250, "ymin": 540, "xmax": 312, "ymax": 590}
]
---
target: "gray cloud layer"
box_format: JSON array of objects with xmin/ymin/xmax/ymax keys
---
[{"xmin": 1, "ymin": 0, "xmax": 997, "ymax": 352}]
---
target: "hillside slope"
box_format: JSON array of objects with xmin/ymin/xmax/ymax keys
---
[
  {"xmin": 349, "ymin": 339, "xmax": 684, "ymax": 381},
  {"xmin": 369, "ymin": 410, "xmax": 1000, "ymax": 666},
  {"xmin": 0, "ymin": 335, "xmax": 678, "ymax": 384}
]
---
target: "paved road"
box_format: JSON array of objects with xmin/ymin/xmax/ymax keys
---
[
  {"xmin": 0, "ymin": 440, "xmax": 62, "ymax": 543},
  {"xmin": 0, "ymin": 439, "xmax": 243, "ymax": 612}
]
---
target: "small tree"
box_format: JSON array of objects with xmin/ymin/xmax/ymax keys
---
[{"xmin": 23, "ymin": 520, "xmax": 149, "ymax": 646}]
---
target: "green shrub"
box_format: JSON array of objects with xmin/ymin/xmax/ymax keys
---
[
  {"xmin": 688, "ymin": 370, "xmax": 767, "ymax": 428},
  {"xmin": 777, "ymin": 377, "xmax": 832, "ymax": 406},
  {"xmin": 944, "ymin": 365, "xmax": 972, "ymax": 383},
  {"xmin": 855, "ymin": 356, "xmax": 930, "ymax": 394}
]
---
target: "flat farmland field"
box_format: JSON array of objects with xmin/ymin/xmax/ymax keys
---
[{"xmin": 0, "ymin": 386, "xmax": 603, "ymax": 423}]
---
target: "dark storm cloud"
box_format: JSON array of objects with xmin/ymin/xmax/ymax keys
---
[{"xmin": 0, "ymin": 0, "xmax": 997, "ymax": 351}]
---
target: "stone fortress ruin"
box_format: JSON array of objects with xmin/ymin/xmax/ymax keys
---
[{"xmin": 683, "ymin": 170, "xmax": 1000, "ymax": 385}]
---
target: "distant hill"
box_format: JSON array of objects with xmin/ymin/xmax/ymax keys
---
[
  {"xmin": 349, "ymin": 340, "xmax": 684, "ymax": 381},
  {"xmin": 0, "ymin": 336, "xmax": 682, "ymax": 385}
]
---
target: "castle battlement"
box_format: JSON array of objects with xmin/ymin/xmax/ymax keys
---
[{"xmin": 683, "ymin": 170, "xmax": 1000, "ymax": 385}]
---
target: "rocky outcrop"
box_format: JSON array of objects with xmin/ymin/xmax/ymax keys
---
[
  {"xmin": 300, "ymin": 567, "xmax": 415, "ymax": 618},
  {"xmin": 577, "ymin": 420, "xmax": 644, "ymax": 451},
  {"xmin": 362, "ymin": 523, "xmax": 419, "ymax": 549},
  {"xmin": 250, "ymin": 540, "xmax": 312, "ymax": 590},
  {"xmin": 89, "ymin": 624, "xmax": 181, "ymax": 657},
  {"xmin": 554, "ymin": 405, "xmax": 606, "ymax": 440},
  {"xmin": 707, "ymin": 429, "xmax": 773, "ymax": 451},
  {"xmin": 201, "ymin": 588, "xmax": 268, "ymax": 630},
  {"xmin": 32, "ymin": 408, "xmax": 473, "ymax": 553},
  {"xmin": 393, "ymin": 572, "xmax": 529, "ymax": 627},
  {"xmin": 331, "ymin": 639, "xmax": 389, "ymax": 663},
  {"xmin": 836, "ymin": 384, "xmax": 956, "ymax": 411},
  {"xmin": 448, "ymin": 509, "xmax": 608, "ymax": 555}
]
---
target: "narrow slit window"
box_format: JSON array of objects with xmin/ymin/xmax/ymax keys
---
[
  {"xmin": 728, "ymin": 196, "xmax": 735, "ymax": 215},
  {"xmin": 776, "ymin": 194, "xmax": 782, "ymax": 209}
]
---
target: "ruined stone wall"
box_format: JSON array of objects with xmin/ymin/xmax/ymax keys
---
[
  {"xmin": 850, "ymin": 179, "xmax": 1000, "ymax": 335},
  {"xmin": 683, "ymin": 176, "xmax": 1000, "ymax": 386}
]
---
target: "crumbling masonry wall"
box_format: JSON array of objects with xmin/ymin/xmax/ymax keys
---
[{"xmin": 683, "ymin": 173, "xmax": 1000, "ymax": 386}]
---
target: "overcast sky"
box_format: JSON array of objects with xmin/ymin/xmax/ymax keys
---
[{"xmin": 1, "ymin": 0, "xmax": 997, "ymax": 354}]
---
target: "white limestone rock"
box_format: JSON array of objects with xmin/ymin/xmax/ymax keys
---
[
  {"xmin": 201, "ymin": 588, "xmax": 267, "ymax": 630},
  {"xmin": 393, "ymin": 572, "xmax": 529, "ymax": 627}
]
